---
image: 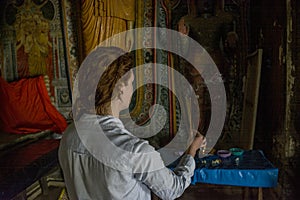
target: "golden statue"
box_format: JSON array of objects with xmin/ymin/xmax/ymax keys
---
[{"xmin": 81, "ymin": 0, "xmax": 135, "ymax": 56}]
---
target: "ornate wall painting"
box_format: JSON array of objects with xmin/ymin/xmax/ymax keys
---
[
  {"xmin": 127, "ymin": 0, "xmax": 162, "ymax": 148},
  {"xmin": 115, "ymin": 0, "xmax": 174, "ymax": 149},
  {"xmin": 132, "ymin": 0, "xmax": 191, "ymax": 148},
  {"xmin": 0, "ymin": 0, "xmax": 71, "ymax": 118},
  {"xmin": 60, "ymin": 0, "xmax": 81, "ymax": 92}
]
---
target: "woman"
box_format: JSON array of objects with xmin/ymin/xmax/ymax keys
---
[{"xmin": 59, "ymin": 46, "xmax": 206, "ymax": 200}]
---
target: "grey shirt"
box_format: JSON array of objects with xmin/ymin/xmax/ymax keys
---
[{"xmin": 59, "ymin": 115, "xmax": 195, "ymax": 200}]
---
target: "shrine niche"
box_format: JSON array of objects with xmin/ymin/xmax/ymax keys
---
[
  {"xmin": 0, "ymin": 0, "xmax": 71, "ymax": 118},
  {"xmin": 169, "ymin": 0, "xmax": 248, "ymax": 148}
]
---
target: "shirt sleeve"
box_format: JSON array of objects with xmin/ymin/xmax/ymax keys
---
[{"xmin": 134, "ymin": 154, "xmax": 195, "ymax": 200}]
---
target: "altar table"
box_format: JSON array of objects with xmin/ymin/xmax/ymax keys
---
[
  {"xmin": 192, "ymin": 150, "xmax": 278, "ymax": 187},
  {"xmin": 191, "ymin": 150, "xmax": 278, "ymax": 200}
]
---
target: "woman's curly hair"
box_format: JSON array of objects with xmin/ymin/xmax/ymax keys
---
[{"xmin": 73, "ymin": 46, "xmax": 133, "ymax": 119}]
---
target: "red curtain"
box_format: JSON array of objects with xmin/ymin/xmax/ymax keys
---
[{"xmin": 0, "ymin": 76, "xmax": 67, "ymax": 134}]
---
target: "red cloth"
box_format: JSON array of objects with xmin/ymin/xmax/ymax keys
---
[{"xmin": 0, "ymin": 76, "xmax": 67, "ymax": 134}]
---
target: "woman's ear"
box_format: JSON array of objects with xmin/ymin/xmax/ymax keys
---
[
  {"xmin": 117, "ymin": 83, "xmax": 125, "ymax": 101},
  {"xmin": 118, "ymin": 90, "xmax": 124, "ymax": 102}
]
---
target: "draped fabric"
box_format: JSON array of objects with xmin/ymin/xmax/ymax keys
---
[
  {"xmin": 81, "ymin": 0, "xmax": 135, "ymax": 56},
  {"xmin": 0, "ymin": 76, "xmax": 67, "ymax": 134}
]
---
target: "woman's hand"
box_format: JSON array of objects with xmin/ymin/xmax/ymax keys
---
[{"xmin": 186, "ymin": 131, "xmax": 206, "ymax": 157}]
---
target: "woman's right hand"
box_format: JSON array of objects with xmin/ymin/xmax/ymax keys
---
[{"xmin": 186, "ymin": 131, "xmax": 206, "ymax": 157}]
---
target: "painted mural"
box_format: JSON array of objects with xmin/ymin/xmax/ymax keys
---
[
  {"xmin": 0, "ymin": 0, "xmax": 71, "ymax": 118},
  {"xmin": 14, "ymin": 1, "xmax": 53, "ymax": 77}
]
